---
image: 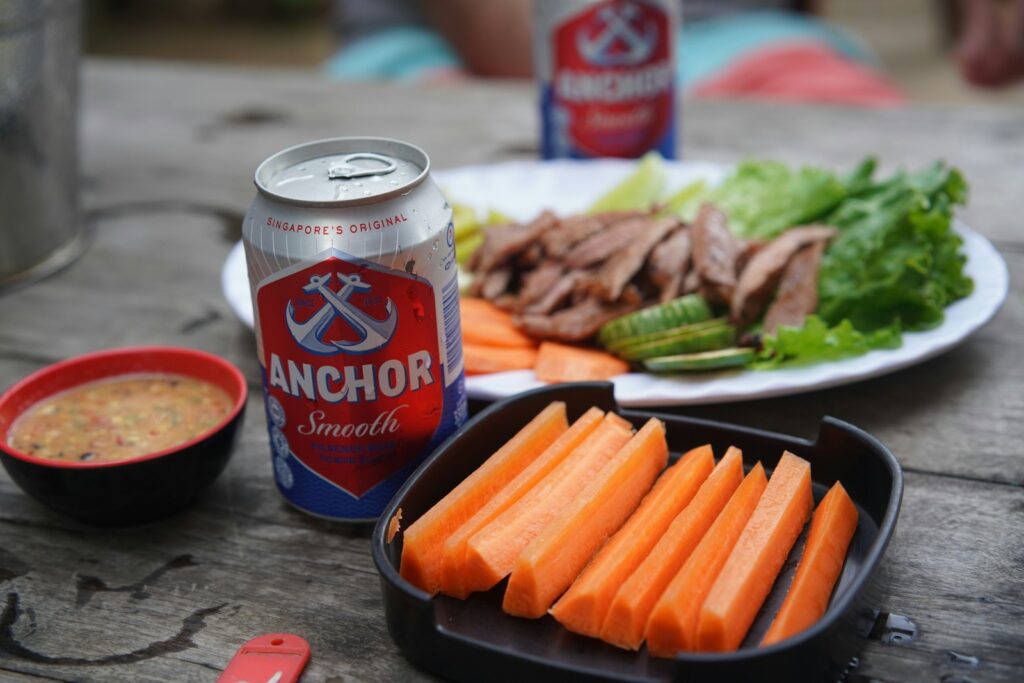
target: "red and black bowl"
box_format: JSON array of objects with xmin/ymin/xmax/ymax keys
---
[{"xmin": 0, "ymin": 346, "xmax": 247, "ymax": 525}]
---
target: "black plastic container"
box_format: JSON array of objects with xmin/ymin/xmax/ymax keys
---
[{"xmin": 372, "ymin": 382, "xmax": 902, "ymax": 682}]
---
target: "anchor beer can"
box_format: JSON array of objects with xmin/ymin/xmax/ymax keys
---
[
  {"xmin": 243, "ymin": 137, "xmax": 467, "ymax": 521},
  {"xmin": 534, "ymin": 0, "xmax": 678, "ymax": 159}
]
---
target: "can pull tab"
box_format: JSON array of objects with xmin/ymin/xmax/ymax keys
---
[
  {"xmin": 217, "ymin": 633, "xmax": 310, "ymax": 683},
  {"xmin": 327, "ymin": 153, "xmax": 397, "ymax": 180}
]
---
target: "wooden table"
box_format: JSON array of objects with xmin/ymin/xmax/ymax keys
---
[{"xmin": 1, "ymin": 60, "xmax": 1021, "ymax": 682}]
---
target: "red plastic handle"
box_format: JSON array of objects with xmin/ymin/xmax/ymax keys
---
[{"xmin": 217, "ymin": 633, "xmax": 311, "ymax": 683}]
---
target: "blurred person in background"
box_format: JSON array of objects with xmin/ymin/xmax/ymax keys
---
[
  {"xmin": 325, "ymin": 0, "xmax": 904, "ymax": 106},
  {"xmin": 326, "ymin": 0, "xmax": 1024, "ymax": 105},
  {"xmin": 955, "ymin": 0, "xmax": 1024, "ymax": 87}
]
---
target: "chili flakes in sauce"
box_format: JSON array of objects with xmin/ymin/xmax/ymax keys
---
[{"xmin": 8, "ymin": 374, "xmax": 233, "ymax": 462}]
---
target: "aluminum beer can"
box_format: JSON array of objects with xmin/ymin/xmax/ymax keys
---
[
  {"xmin": 243, "ymin": 137, "xmax": 467, "ymax": 521},
  {"xmin": 534, "ymin": 0, "xmax": 678, "ymax": 159}
]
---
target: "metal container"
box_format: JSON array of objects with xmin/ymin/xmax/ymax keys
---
[
  {"xmin": 243, "ymin": 137, "xmax": 467, "ymax": 521},
  {"xmin": 0, "ymin": 0, "xmax": 85, "ymax": 291},
  {"xmin": 533, "ymin": 0, "xmax": 678, "ymax": 159}
]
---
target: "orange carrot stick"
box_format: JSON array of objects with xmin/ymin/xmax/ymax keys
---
[
  {"xmin": 550, "ymin": 445, "xmax": 715, "ymax": 637},
  {"xmin": 503, "ymin": 418, "xmax": 670, "ymax": 618},
  {"xmin": 697, "ymin": 451, "xmax": 813, "ymax": 652},
  {"xmin": 438, "ymin": 407, "xmax": 606, "ymax": 597},
  {"xmin": 460, "ymin": 297, "xmax": 514, "ymax": 325},
  {"xmin": 399, "ymin": 402, "xmax": 568, "ymax": 594},
  {"xmin": 645, "ymin": 463, "xmax": 768, "ymax": 657},
  {"xmin": 463, "ymin": 343, "xmax": 538, "ymax": 375},
  {"xmin": 600, "ymin": 447, "xmax": 744, "ymax": 650},
  {"xmin": 462, "ymin": 413, "xmax": 634, "ymax": 594},
  {"xmin": 533, "ymin": 341, "xmax": 630, "ymax": 383},
  {"xmin": 761, "ymin": 482, "xmax": 859, "ymax": 646},
  {"xmin": 462, "ymin": 316, "xmax": 537, "ymax": 349}
]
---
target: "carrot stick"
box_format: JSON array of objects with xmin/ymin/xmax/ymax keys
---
[
  {"xmin": 461, "ymin": 297, "xmax": 514, "ymax": 325},
  {"xmin": 646, "ymin": 463, "xmax": 768, "ymax": 657},
  {"xmin": 462, "ymin": 316, "xmax": 538, "ymax": 349},
  {"xmin": 438, "ymin": 407, "xmax": 606, "ymax": 598},
  {"xmin": 503, "ymin": 418, "xmax": 670, "ymax": 618},
  {"xmin": 697, "ymin": 451, "xmax": 813, "ymax": 652},
  {"xmin": 600, "ymin": 447, "xmax": 744, "ymax": 650},
  {"xmin": 761, "ymin": 482, "xmax": 859, "ymax": 646},
  {"xmin": 533, "ymin": 341, "xmax": 630, "ymax": 383},
  {"xmin": 550, "ymin": 444, "xmax": 715, "ymax": 637},
  {"xmin": 399, "ymin": 402, "xmax": 568, "ymax": 594},
  {"xmin": 462, "ymin": 413, "xmax": 634, "ymax": 594},
  {"xmin": 463, "ymin": 343, "xmax": 538, "ymax": 375}
]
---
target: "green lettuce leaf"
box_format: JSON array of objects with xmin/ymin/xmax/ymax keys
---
[
  {"xmin": 695, "ymin": 160, "xmax": 849, "ymax": 239},
  {"xmin": 753, "ymin": 316, "xmax": 902, "ymax": 369},
  {"xmin": 817, "ymin": 162, "xmax": 973, "ymax": 332}
]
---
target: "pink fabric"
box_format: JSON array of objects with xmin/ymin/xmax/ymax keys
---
[{"xmin": 693, "ymin": 41, "xmax": 907, "ymax": 108}]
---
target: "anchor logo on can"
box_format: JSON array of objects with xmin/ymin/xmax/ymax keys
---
[
  {"xmin": 285, "ymin": 271, "xmax": 398, "ymax": 355},
  {"xmin": 576, "ymin": 3, "xmax": 658, "ymax": 67}
]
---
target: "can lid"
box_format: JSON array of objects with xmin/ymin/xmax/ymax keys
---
[{"xmin": 254, "ymin": 137, "xmax": 430, "ymax": 207}]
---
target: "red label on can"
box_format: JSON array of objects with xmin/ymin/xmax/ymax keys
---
[
  {"xmin": 256, "ymin": 253, "xmax": 442, "ymax": 498},
  {"xmin": 553, "ymin": 0, "xmax": 673, "ymax": 157}
]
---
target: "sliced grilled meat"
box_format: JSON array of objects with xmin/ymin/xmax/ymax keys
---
[
  {"xmin": 736, "ymin": 239, "xmax": 768, "ymax": 275},
  {"xmin": 518, "ymin": 295, "xmax": 641, "ymax": 342},
  {"xmin": 564, "ymin": 215, "xmax": 654, "ymax": 269},
  {"xmin": 517, "ymin": 261, "xmax": 564, "ymax": 310},
  {"xmin": 648, "ymin": 227, "xmax": 691, "ymax": 302},
  {"xmin": 541, "ymin": 211, "xmax": 648, "ymax": 258},
  {"xmin": 470, "ymin": 210, "xmax": 556, "ymax": 274},
  {"xmin": 588, "ymin": 216, "xmax": 680, "ymax": 301},
  {"xmin": 730, "ymin": 225, "xmax": 837, "ymax": 329},
  {"xmin": 763, "ymin": 240, "xmax": 826, "ymax": 334},
  {"xmin": 691, "ymin": 204, "xmax": 742, "ymax": 305},
  {"xmin": 517, "ymin": 242, "xmax": 545, "ymax": 269},
  {"xmin": 469, "ymin": 266, "xmax": 513, "ymax": 301},
  {"xmin": 682, "ymin": 268, "xmax": 701, "ymax": 294},
  {"xmin": 523, "ymin": 270, "xmax": 586, "ymax": 315}
]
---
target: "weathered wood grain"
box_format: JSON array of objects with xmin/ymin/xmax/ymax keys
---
[
  {"xmin": 854, "ymin": 473, "xmax": 1024, "ymax": 683},
  {"xmin": 0, "ymin": 60, "xmax": 1022, "ymax": 681}
]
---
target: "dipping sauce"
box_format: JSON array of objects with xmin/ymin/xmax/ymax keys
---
[{"xmin": 7, "ymin": 374, "xmax": 233, "ymax": 463}]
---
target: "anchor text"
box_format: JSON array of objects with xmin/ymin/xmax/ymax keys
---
[{"xmin": 268, "ymin": 350, "xmax": 435, "ymax": 403}]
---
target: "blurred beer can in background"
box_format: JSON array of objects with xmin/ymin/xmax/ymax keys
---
[
  {"xmin": 534, "ymin": 0, "xmax": 678, "ymax": 159},
  {"xmin": 243, "ymin": 137, "xmax": 467, "ymax": 521}
]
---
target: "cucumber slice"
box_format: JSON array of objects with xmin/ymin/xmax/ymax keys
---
[
  {"xmin": 598, "ymin": 295, "xmax": 713, "ymax": 345},
  {"xmin": 644, "ymin": 348, "xmax": 755, "ymax": 373},
  {"xmin": 660, "ymin": 179, "xmax": 708, "ymax": 220},
  {"xmin": 617, "ymin": 324, "xmax": 736, "ymax": 362},
  {"xmin": 606, "ymin": 317, "xmax": 729, "ymax": 353},
  {"xmin": 588, "ymin": 151, "xmax": 666, "ymax": 214}
]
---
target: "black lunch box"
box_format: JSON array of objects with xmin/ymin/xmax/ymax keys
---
[{"xmin": 372, "ymin": 382, "xmax": 902, "ymax": 682}]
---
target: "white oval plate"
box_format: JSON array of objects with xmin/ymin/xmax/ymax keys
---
[{"xmin": 221, "ymin": 159, "xmax": 1009, "ymax": 406}]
